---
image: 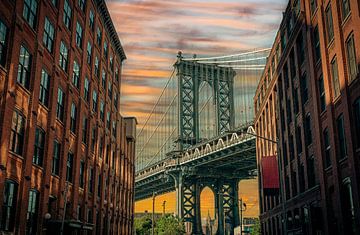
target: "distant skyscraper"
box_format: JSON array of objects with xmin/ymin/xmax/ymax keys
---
[
  {"xmin": 255, "ymin": 0, "xmax": 360, "ymax": 234},
  {"xmin": 0, "ymin": 0, "xmax": 136, "ymax": 234}
]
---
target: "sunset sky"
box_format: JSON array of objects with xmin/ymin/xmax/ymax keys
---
[{"xmin": 106, "ymin": 0, "xmax": 287, "ymax": 218}]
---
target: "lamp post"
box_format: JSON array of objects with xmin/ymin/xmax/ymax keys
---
[
  {"xmin": 245, "ymin": 127, "xmax": 287, "ymax": 234},
  {"xmin": 239, "ymin": 198, "xmax": 247, "ymax": 235},
  {"xmin": 162, "ymin": 200, "xmax": 166, "ymax": 216},
  {"xmin": 152, "ymin": 192, "xmax": 157, "ymax": 235}
]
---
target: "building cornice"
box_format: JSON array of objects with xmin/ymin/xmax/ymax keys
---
[{"xmin": 95, "ymin": 0, "xmax": 126, "ymax": 61}]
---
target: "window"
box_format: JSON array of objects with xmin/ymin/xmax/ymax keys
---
[
  {"xmin": 346, "ymin": 34, "xmax": 358, "ymax": 82},
  {"xmin": 108, "ymin": 81, "xmax": 112, "ymax": 98},
  {"xmin": 354, "ymin": 98, "xmax": 360, "ymax": 148},
  {"xmin": 78, "ymin": 0, "xmax": 86, "ymax": 12},
  {"xmin": 337, "ymin": 114, "xmax": 347, "ymax": 159},
  {"xmin": 307, "ymin": 156, "xmax": 316, "ymax": 188},
  {"xmin": 52, "ymin": 140, "xmax": 61, "ymax": 175},
  {"xmin": 89, "ymin": 10, "xmax": 94, "ymax": 30},
  {"xmin": 23, "ymin": 0, "xmax": 38, "ymax": 29},
  {"xmin": 33, "ymin": 128, "xmax": 45, "ymax": 166},
  {"xmin": 84, "ymin": 77, "xmax": 90, "ymax": 102},
  {"xmin": 291, "ymin": 170, "xmax": 297, "ymax": 196},
  {"xmin": 114, "ymin": 93, "xmax": 118, "ymax": 110},
  {"xmin": 88, "ymin": 167, "xmax": 94, "ymax": 193},
  {"xmin": 325, "ymin": 5, "xmax": 334, "ymax": 43},
  {"xmin": 103, "ymin": 41, "xmax": 108, "ymax": 58},
  {"xmin": 79, "ymin": 160, "xmax": 85, "ymax": 188},
  {"xmin": 112, "ymin": 121, "xmax": 116, "ymax": 137},
  {"xmin": 96, "ymin": 27, "xmax": 102, "ymax": 45},
  {"xmin": 293, "ymin": 88, "xmax": 299, "ymax": 114},
  {"xmin": 51, "ymin": 0, "xmax": 57, "ymax": 7},
  {"xmin": 77, "ymin": 205, "xmax": 82, "ymax": 221},
  {"xmin": 72, "ymin": 60, "xmax": 80, "ymax": 88},
  {"xmin": 313, "ymin": 26, "xmax": 321, "ymax": 63},
  {"xmin": 110, "ymin": 56, "xmax": 113, "ymax": 70},
  {"xmin": 39, "ymin": 69, "xmax": 50, "ymax": 107},
  {"xmin": 66, "ymin": 152, "xmax": 74, "ymax": 182},
  {"xmin": 92, "ymin": 90, "xmax": 97, "ymax": 112},
  {"xmin": 323, "ymin": 128, "xmax": 331, "ymax": 168},
  {"xmin": 87, "ymin": 41, "xmax": 92, "ymax": 64},
  {"xmin": 341, "ymin": 178, "xmax": 356, "ymax": 234},
  {"xmin": 70, "ymin": 103, "xmax": 77, "ymax": 134},
  {"xmin": 97, "ymin": 173, "xmax": 102, "ymax": 197},
  {"xmin": 75, "ymin": 21, "xmax": 83, "ymax": 48},
  {"xmin": 0, "ymin": 20, "xmax": 8, "ymax": 66},
  {"xmin": 43, "ymin": 17, "xmax": 55, "ymax": 52},
  {"xmin": 56, "ymin": 88, "xmax": 65, "ymax": 122},
  {"xmin": 115, "ymin": 68, "xmax": 119, "ymax": 82},
  {"xmin": 99, "ymin": 137, "xmax": 103, "ymax": 159},
  {"xmin": 94, "ymin": 56, "xmax": 99, "ymax": 77},
  {"xmin": 1, "ymin": 180, "xmax": 18, "ymax": 231},
  {"xmin": 10, "ymin": 110, "xmax": 25, "ymax": 155},
  {"xmin": 63, "ymin": 0, "xmax": 72, "ymax": 29},
  {"xmin": 310, "ymin": 0, "xmax": 317, "ymax": 15},
  {"xmin": 100, "ymin": 100, "xmax": 105, "ymax": 121},
  {"xmin": 87, "ymin": 208, "xmax": 93, "ymax": 222},
  {"xmin": 106, "ymin": 112, "xmax": 111, "ymax": 129},
  {"xmin": 305, "ymin": 114, "xmax": 312, "ymax": 146},
  {"xmin": 296, "ymin": 126, "xmax": 302, "ymax": 155},
  {"xmin": 331, "ymin": 56, "xmax": 340, "ymax": 98},
  {"xmin": 341, "ymin": 0, "xmax": 351, "ymax": 20},
  {"xmin": 297, "ymin": 34, "xmax": 305, "ymax": 64},
  {"xmin": 91, "ymin": 127, "xmax": 96, "ymax": 152},
  {"xmin": 26, "ymin": 190, "xmax": 39, "ymax": 235},
  {"xmin": 102, "ymin": 69, "xmax": 106, "ymax": 88},
  {"xmin": 82, "ymin": 117, "xmax": 88, "ymax": 144},
  {"xmin": 281, "ymin": 32, "xmax": 286, "ymax": 53},
  {"xmin": 318, "ymin": 75, "xmax": 326, "ymax": 112},
  {"xmin": 301, "ymin": 73, "xmax": 308, "ymax": 104},
  {"xmin": 59, "ymin": 41, "xmax": 68, "ymax": 72},
  {"xmin": 17, "ymin": 45, "xmax": 32, "ymax": 89}
]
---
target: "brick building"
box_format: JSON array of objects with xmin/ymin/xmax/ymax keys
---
[
  {"xmin": 255, "ymin": 0, "xmax": 360, "ymax": 234},
  {"xmin": 0, "ymin": 0, "xmax": 136, "ymax": 234}
]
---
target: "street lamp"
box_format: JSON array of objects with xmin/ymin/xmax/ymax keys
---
[
  {"xmin": 239, "ymin": 198, "xmax": 247, "ymax": 235},
  {"xmin": 162, "ymin": 200, "xmax": 167, "ymax": 216},
  {"xmin": 152, "ymin": 192, "xmax": 157, "ymax": 235}
]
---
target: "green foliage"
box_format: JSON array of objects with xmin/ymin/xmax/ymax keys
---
[
  {"xmin": 155, "ymin": 215, "xmax": 185, "ymax": 235},
  {"xmin": 135, "ymin": 214, "xmax": 185, "ymax": 235},
  {"xmin": 135, "ymin": 215, "xmax": 152, "ymax": 235},
  {"xmin": 250, "ymin": 218, "xmax": 261, "ymax": 235}
]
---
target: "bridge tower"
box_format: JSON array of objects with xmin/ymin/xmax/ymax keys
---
[
  {"xmin": 170, "ymin": 52, "xmax": 239, "ymax": 235},
  {"xmin": 175, "ymin": 51, "xmax": 236, "ymax": 150}
]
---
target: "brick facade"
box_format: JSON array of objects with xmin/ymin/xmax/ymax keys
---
[
  {"xmin": 0, "ymin": 0, "xmax": 136, "ymax": 234},
  {"xmin": 255, "ymin": 0, "xmax": 360, "ymax": 234}
]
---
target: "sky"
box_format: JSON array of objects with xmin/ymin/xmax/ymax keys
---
[{"xmin": 106, "ymin": 0, "xmax": 288, "ymax": 218}]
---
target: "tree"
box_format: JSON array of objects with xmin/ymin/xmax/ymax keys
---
[
  {"xmin": 155, "ymin": 215, "xmax": 185, "ymax": 235},
  {"xmin": 250, "ymin": 218, "xmax": 261, "ymax": 235},
  {"xmin": 134, "ymin": 215, "xmax": 152, "ymax": 235}
]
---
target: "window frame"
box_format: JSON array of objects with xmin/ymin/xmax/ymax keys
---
[
  {"xmin": 23, "ymin": 0, "xmax": 38, "ymax": 29},
  {"xmin": 10, "ymin": 110, "xmax": 26, "ymax": 155},
  {"xmin": 39, "ymin": 69, "xmax": 50, "ymax": 107},
  {"xmin": 43, "ymin": 17, "xmax": 55, "ymax": 52},
  {"xmin": 63, "ymin": 0, "xmax": 72, "ymax": 29},
  {"xmin": 33, "ymin": 127, "xmax": 45, "ymax": 167},
  {"xmin": 17, "ymin": 45, "xmax": 32, "ymax": 89}
]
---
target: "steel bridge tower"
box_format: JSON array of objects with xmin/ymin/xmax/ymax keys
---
[{"xmin": 168, "ymin": 52, "xmax": 239, "ymax": 235}]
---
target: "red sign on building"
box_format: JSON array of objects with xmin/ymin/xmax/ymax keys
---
[{"xmin": 261, "ymin": 155, "xmax": 279, "ymax": 189}]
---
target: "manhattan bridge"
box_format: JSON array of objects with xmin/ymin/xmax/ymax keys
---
[{"xmin": 135, "ymin": 49, "xmax": 270, "ymax": 234}]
